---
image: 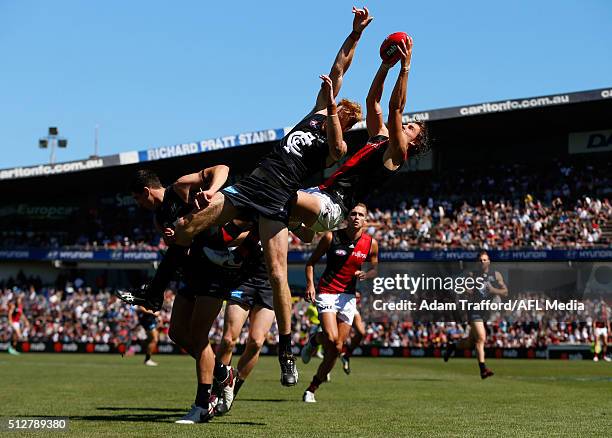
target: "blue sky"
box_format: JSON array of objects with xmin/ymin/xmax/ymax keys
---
[{"xmin": 1, "ymin": 0, "xmax": 610, "ymax": 168}]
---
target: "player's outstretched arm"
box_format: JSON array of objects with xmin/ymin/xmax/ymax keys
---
[
  {"xmin": 197, "ymin": 164, "xmax": 230, "ymax": 207},
  {"xmin": 320, "ymin": 74, "xmax": 347, "ymax": 162},
  {"xmin": 387, "ymin": 39, "xmax": 412, "ymax": 164},
  {"xmin": 305, "ymin": 232, "xmax": 333, "ymax": 302},
  {"xmin": 173, "ymin": 165, "xmax": 230, "ymax": 208},
  {"xmin": 313, "ymin": 6, "xmax": 373, "ymax": 113},
  {"xmin": 200, "ymin": 165, "xmax": 230, "ymax": 193},
  {"xmin": 174, "ymin": 165, "xmax": 229, "ymax": 193},
  {"xmin": 366, "ymin": 63, "xmax": 391, "ymax": 138}
]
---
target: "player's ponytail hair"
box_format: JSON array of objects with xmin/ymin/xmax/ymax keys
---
[{"xmin": 338, "ymin": 98, "xmax": 363, "ymax": 129}]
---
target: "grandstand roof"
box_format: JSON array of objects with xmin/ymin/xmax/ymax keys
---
[{"xmin": 0, "ymin": 86, "xmax": 610, "ymax": 186}]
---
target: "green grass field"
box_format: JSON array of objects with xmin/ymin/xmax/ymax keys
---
[{"xmin": 1, "ymin": 354, "xmax": 611, "ymax": 437}]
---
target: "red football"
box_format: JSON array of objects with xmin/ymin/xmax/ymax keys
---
[{"xmin": 379, "ymin": 32, "xmax": 409, "ymax": 65}]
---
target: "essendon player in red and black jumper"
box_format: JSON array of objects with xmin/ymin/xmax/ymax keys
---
[
  {"xmin": 290, "ymin": 35, "xmax": 428, "ymax": 235},
  {"xmin": 592, "ymin": 300, "xmax": 611, "ymax": 362},
  {"xmin": 8, "ymin": 295, "xmax": 27, "ymax": 355},
  {"xmin": 301, "ymin": 203, "xmax": 378, "ymax": 403},
  {"xmin": 318, "ymin": 134, "xmax": 402, "ymax": 215}
]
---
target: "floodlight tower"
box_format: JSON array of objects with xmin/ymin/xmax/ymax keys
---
[{"xmin": 38, "ymin": 126, "xmax": 68, "ymax": 164}]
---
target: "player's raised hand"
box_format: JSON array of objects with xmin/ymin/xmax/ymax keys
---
[
  {"xmin": 352, "ymin": 6, "xmax": 373, "ymax": 32},
  {"xmin": 397, "ymin": 39, "xmax": 412, "ymax": 68},
  {"xmin": 319, "ymin": 74, "xmax": 336, "ymax": 107}
]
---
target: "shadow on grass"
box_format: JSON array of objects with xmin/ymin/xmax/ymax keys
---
[
  {"xmin": 374, "ymin": 376, "xmax": 449, "ymax": 382},
  {"xmin": 97, "ymin": 407, "xmax": 186, "ymax": 413},
  {"xmin": 23, "ymin": 414, "xmax": 266, "ymax": 426},
  {"xmin": 22, "ymin": 414, "xmax": 177, "ymax": 423},
  {"xmin": 237, "ymin": 398, "xmax": 290, "ymax": 403},
  {"xmin": 75, "ymin": 415, "xmax": 267, "ymax": 426},
  {"xmin": 211, "ymin": 420, "xmax": 267, "ymax": 426},
  {"xmin": 410, "ymin": 378, "xmax": 447, "ymax": 382}
]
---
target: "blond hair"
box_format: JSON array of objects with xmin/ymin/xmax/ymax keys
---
[{"xmin": 338, "ymin": 98, "xmax": 363, "ymax": 128}]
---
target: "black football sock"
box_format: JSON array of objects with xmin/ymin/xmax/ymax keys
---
[
  {"xmin": 233, "ymin": 378, "xmax": 245, "ymax": 397},
  {"xmin": 479, "ymin": 362, "xmax": 486, "ymax": 373},
  {"xmin": 213, "ymin": 360, "xmax": 229, "ymax": 383},
  {"xmin": 278, "ymin": 333, "xmax": 292, "ymax": 356},
  {"xmin": 307, "ymin": 375, "xmax": 323, "ymax": 393},
  {"xmin": 345, "ymin": 341, "xmax": 356, "ymax": 357},
  {"xmin": 309, "ymin": 334, "xmax": 319, "ymax": 348},
  {"xmin": 148, "ymin": 245, "xmax": 187, "ymax": 300},
  {"xmin": 195, "ymin": 383, "xmax": 212, "ymax": 409}
]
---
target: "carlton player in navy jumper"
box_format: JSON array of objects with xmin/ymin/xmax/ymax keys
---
[
  {"xmin": 119, "ymin": 169, "xmax": 254, "ymax": 423},
  {"xmin": 289, "ymin": 37, "xmax": 428, "ymax": 236},
  {"xmin": 175, "ymin": 225, "xmax": 278, "ymax": 424},
  {"xmin": 136, "ymin": 306, "xmax": 160, "ymax": 367},
  {"xmin": 117, "ymin": 166, "xmax": 230, "ymax": 308},
  {"xmin": 444, "ymin": 251, "xmax": 508, "ymax": 379},
  {"xmin": 212, "ymin": 228, "xmax": 277, "ymax": 416},
  {"xmin": 122, "ymin": 170, "xmax": 276, "ymax": 423},
  {"xmin": 301, "ymin": 203, "xmax": 379, "ymax": 403},
  {"xmin": 149, "ymin": 8, "xmax": 374, "ymax": 386}
]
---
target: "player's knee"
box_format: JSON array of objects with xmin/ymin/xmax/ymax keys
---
[
  {"xmin": 221, "ymin": 333, "xmax": 237, "ymax": 351},
  {"xmin": 246, "ymin": 335, "xmax": 265, "ymax": 352},
  {"xmin": 322, "ymin": 332, "xmax": 338, "ymax": 347},
  {"xmin": 267, "ymin": 270, "xmax": 287, "ymax": 290},
  {"xmin": 264, "ymin": 249, "xmax": 287, "ymax": 279},
  {"xmin": 334, "ymin": 341, "xmax": 344, "ymax": 356}
]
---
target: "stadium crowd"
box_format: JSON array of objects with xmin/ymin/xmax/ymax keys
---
[
  {"xmin": 1, "ymin": 160, "xmax": 610, "ymax": 252},
  {"xmin": 289, "ymin": 195, "xmax": 611, "ymax": 251},
  {"xmin": 1, "ymin": 159, "xmax": 610, "ymax": 351},
  {"xmin": 291, "ymin": 159, "xmax": 612, "ymax": 250},
  {"xmin": 1, "ymin": 273, "xmax": 609, "ymax": 350}
]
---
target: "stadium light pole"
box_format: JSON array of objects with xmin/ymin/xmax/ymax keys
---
[
  {"xmin": 93, "ymin": 124, "xmax": 99, "ymax": 158},
  {"xmin": 38, "ymin": 126, "xmax": 68, "ymax": 165}
]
